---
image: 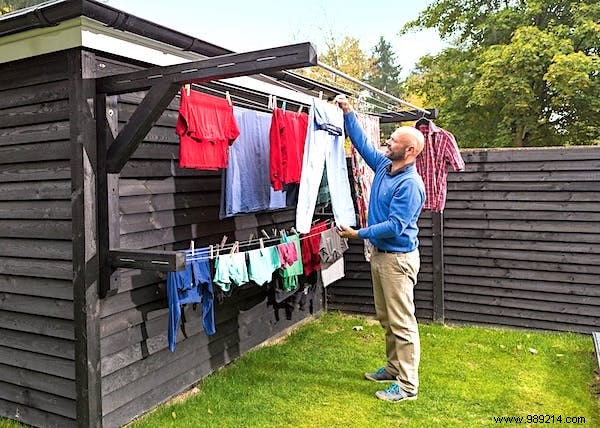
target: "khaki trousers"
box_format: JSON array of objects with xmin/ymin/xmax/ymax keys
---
[{"xmin": 370, "ymin": 248, "xmax": 420, "ymax": 394}]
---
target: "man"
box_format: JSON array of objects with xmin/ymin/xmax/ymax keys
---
[{"xmin": 334, "ymin": 95, "xmax": 426, "ymax": 402}]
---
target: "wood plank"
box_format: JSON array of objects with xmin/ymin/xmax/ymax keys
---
[
  {"xmin": 444, "ymin": 274, "xmax": 600, "ymax": 297},
  {"xmin": 0, "ymin": 256, "xmax": 72, "ymax": 280},
  {"xmin": 119, "ymin": 176, "xmax": 221, "ymax": 196},
  {"xmin": 448, "ymin": 190, "xmax": 600, "ymax": 202},
  {"xmin": 0, "ymin": 310, "xmax": 73, "ymax": 340},
  {"xmin": 0, "ymin": 180, "xmax": 71, "ymax": 201},
  {"xmin": 0, "ymin": 121, "xmax": 70, "ymax": 146},
  {"xmin": 461, "ymin": 158, "xmax": 600, "ymax": 173},
  {"xmin": 0, "ymin": 141, "xmax": 71, "ymax": 165},
  {"xmin": 120, "ymin": 206, "xmax": 221, "ymax": 234},
  {"xmin": 460, "ymin": 147, "xmax": 600, "ymax": 163},
  {"xmin": 448, "ymin": 170, "xmax": 600, "ymax": 182},
  {"xmin": 0, "ymin": 275, "xmax": 72, "ymax": 300},
  {"xmin": 0, "ymin": 328, "xmax": 74, "ymax": 360},
  {"xmin": 445, "ymin": 311, "xmax": 597, "ymax": 334},
  {"xmin": 0, "ymin": 161, "xmax": 70, "ymax": 183},
  {"xmin": 445, "ymin": 200, "xmax": 600, "ymax": 213},
  {"xmin": 119, "ymin": 191, "xmax": 220, "ymax": 214},
  {"xmin": 445, "ymin": 291, "xmax": 598, "ymax": 317},
  {"xmin": 0, "ymin": 293, "xmax": 73, "ymax": 319},
  {"xmin": 443, "ymin": 237, "xmax": 600, "ymax": 255},
  {"xmin": 109, "ymin": 249, "xmax": 186, "ymax": 272},
  {"xmin": 444, "ymin": 209, "xmax": 600, "ymax": 222},
  {"xmin": 445, "ymin": 254, "xmax": 600, "ymax": 275},
  {"xmin": 100, "ymin": 284, "xmax": 164, "ymax": 319},
  {"xmin": 0, "ymin": 363, "xmax": 76, "ymax": 400},
  {"xmin": 0, "ymin": 345, "xmax": 75, "ymax": 380},
  {"xmin": 0, "ymin": 238, "xmax": 72, "ymax": 260},
  {"xmin": 0, "ymin": 80, "xmax": 69, "ymax": 110},
  {"xmin": 0, "ymin": 219, "xmax": 71, "ymax": 240},
  {"xmin": 120, "ymin": 159, "xmax": 221, "ymax": 178},
  {"xmin": 0, "ymin": 380, "xmax": 75, "ymax": 419},
  {"xmin": 0, "ymin": 51, "xmax": 68, "ymax": 91},
  {"xmin": 69, "ymin": 49, "xmax": 102, "ymax": 428},
  {"xmin": 0, "ymin": 398, "xmax": 76, "ymax": 428},
  {"xmin": 445, "ymin": 283, "xmax": 600, "ymax": 308},
  {"xmin": 444, "ymin": 248, "xmax": 600, "ymax": 269},
  {"xmin": 98, "ymin": 42, "xmax": 318, "ymax": 94},
  {"xmin": 100, "ymin": 301, "xmax": 165, "ymax": 339},
  {"xmin": 119, "ymin": 221, "xmax": 234, "ymax": 249},
  {"xmin": 0, "ymin": 100, "xmax": 70, "ymax": 128},
  {"xmin": 0, "ymin": 200, "xmax": 71, "ymax": 219},
  {"xmin": 448, "ymin": 180, "xmax": 600, "ymax": 192},
  {"xmin": 445, "ymin": 301, "xmax": 599, "ymax": 328},
  {"xmin": 444, "ymin": 264, "xmax": 600, "ymax": 286},
  {"xmin": 444, "ymin": 228, "xmax": 600, "ymax": 244}
]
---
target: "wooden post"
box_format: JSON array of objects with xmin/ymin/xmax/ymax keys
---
[
  {"xmin": 97, "ymin": 95, "xmax": 121, "ymax": 298},
  {"xmin": 69, "ymin": 50, "xmax": 103, "ymax": 427},
  {"xmin": 431, "ymin": 211, "xmax": 445, "ymax": 323}
]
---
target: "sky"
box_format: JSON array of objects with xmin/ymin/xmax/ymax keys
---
[{"xmin": 105, "ymin": 0, "xmax": 445, "ymax": 78}]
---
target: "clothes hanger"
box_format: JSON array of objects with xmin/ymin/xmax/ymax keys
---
[{"xmin": 415, "ymin": 110, "xmax": 430, "ymax": 127}]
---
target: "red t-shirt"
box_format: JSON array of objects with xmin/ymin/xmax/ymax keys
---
[
  {"xmin": 176, "ymin": 89, "xmax": 240, "ymax": 170},
  {"xmin": 300, "ymin": 221, "xmax": 328, "ymax": 277},
  {"xmin": 269, "ymin": 108, "xmax": 308, "ymax": 190}
]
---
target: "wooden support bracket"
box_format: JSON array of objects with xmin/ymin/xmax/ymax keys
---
[
  {"xmin": 378, "ymin": 108, "xmax": 438, "ymax": 124},
  {"xmin": 109, "ymin": 249, "xmax": 186, "ymax": 272}
]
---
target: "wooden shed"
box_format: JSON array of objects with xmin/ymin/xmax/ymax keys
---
[{"xmin": 0, "ymin": 1, "xmax": 342, "ymax": 426}]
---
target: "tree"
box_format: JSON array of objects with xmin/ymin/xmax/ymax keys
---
[
  {"xmin": 367, "ymin": 36, "xmax": 402, "ymax": 98},
  {"xmin": 0, "ymin": 0, "xmax": 47, "ymax": 15},
  {"xmin": 403, "ymin": 0, "xmax": 600, "ymax": 147},
  {"xmin": 299, "ymin": 35, "xmax": 375, "ymax": 95}
]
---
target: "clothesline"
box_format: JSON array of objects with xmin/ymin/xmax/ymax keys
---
[{"xmin": 184, "ymin": 219, "xmax": 337, "ymax": 262}]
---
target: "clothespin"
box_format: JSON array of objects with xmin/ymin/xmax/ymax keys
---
[
  {"xmin": 248, "ymin": 233, "xmax": 254, "ymax": 242},
  {"xmin": 290, "ymin": 227, "xmax": 298, "ymax": 235},
  {"xmin": 297, "ymin": 104, "xmax": 303, "ymax": 114},
  {"xmin": 272, "ymin": 228, "xmax": 278, "ymax": 238},
  {"xmin": 220, "ymin": 235, "xmax": 228, "ymax": 248},
  {"xmin": 190, "ymin": 240, "xmax": 195, "ymax": 256},
  {"xmin": 319, "ymin": 91, "xmax": 323, "ymax": 100},
  {"xmin": 259, "ymin": 238, "xmax": 264, "ymax": 249},
  {"xmin": 225, "ymin": 91, "xmax": 232, "ymax": 106},
  {"xmin": 273, "ymin": 95, "xmax": 277, "ymax": 109},
  {"xmin": 230, "ymin": 241, "xmax": 239, "ymax": 255},
  {"xmin": 209, "ymin": 244, "xmax": 214, "ymax": 260},
  {"xmin": 261, "ymin": 229, "xmax": 270, "ymax": 239},
  {"xmin": 282, "ymin": 101, "xmax": 287, "ymax": 110},
  {"xmin": 184, "ymin": 84, "xmax": 191, "ymax": 96}
]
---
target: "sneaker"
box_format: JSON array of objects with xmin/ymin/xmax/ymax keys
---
[
  {"xmin": 375, "ymin": 383, "xmax": 418, "ymax": 402},
  {"xmin": 364, "ymin": 367, "xmax": 396, "ymax": 382}
]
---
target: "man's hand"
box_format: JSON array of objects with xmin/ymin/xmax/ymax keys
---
[
  {"xmin": 333, "ymin": 94, "xmax": 353, "ymax": 114},
  {"xmin": 336, "ymin": 225, "xmax": 359, "ymax": 239}
]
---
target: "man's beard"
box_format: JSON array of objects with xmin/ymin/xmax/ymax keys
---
[{"xmin": 386, "ymin": 146, "xmax": 407, "ymax": 161}]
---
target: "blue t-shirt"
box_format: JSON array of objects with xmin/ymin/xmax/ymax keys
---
[
  {"xmin": 220, "ymin": 107, "xmax": 285, "ymax": 218},
  {"xmin": 344, "ymin": 112, "xmax": 425, "ymax": 253}
]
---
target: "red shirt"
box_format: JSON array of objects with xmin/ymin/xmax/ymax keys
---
[
  {"xmin": 300, "ymin": 221, "xmax": 328, "ymax": 277},
  {"xmin": 415, "ymin": 121, "xmax": 465, "ymax": 212},
  {"xmin": 176, "ymin": 89, "xmax": 240, "ymax": 170},
  {"xmin": 269, "ymin": 108, "xmax": 309, "ymax": 190}
]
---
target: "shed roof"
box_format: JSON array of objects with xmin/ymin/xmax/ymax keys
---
[{"xmin": 0, "ymin": 0, "xmax": 340, "ymax": 100}]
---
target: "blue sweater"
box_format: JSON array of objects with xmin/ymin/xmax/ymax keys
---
[{"xmin": 345, "ymin": 112, "xmax": 425, "ymax": 252}]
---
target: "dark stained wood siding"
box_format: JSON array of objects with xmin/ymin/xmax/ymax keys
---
[
  {"xmin": 443, "ymin": 147, "xmax": 600, "ymax": 333},
  {"xmin": 0, "ymin": 51, "xmax": 77, "ymax": 427},
  {"xmin": 327, "ymin": 147, "xmax": 600, "ymax": 334},
  {"xmin": 98, "ymin": 73, "xmax": 324, "ymax": 426}
]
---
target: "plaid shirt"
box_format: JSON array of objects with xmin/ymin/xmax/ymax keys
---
[{"xmin": 415, "ymin": 121, "xmax": 465, "ymax": 212}]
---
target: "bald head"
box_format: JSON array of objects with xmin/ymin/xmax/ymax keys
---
[{"xmin": 395, "ymin": 126, "xmax": 425, "ymax": 156}]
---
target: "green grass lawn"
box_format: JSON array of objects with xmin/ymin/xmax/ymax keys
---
[
  {"xmin": 1, "ymin": 312, "xmax": 597, "ymax": 428},
  {"xmin": 127, "ymin": 312, "xmax": 598, "ymax": 428}
]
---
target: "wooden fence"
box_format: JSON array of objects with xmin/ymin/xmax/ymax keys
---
[{"xmin": 328, "ymin": 147, "xmax": 600, "ymax": 334}]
